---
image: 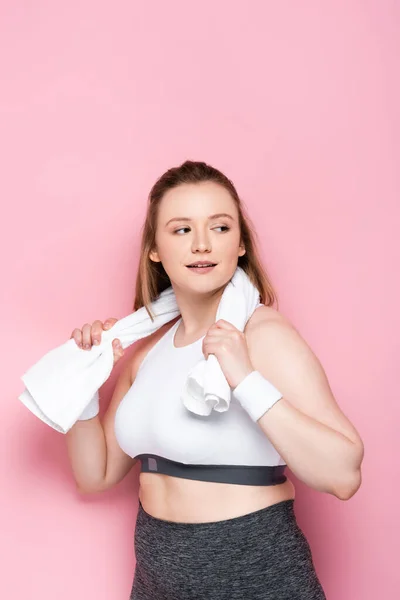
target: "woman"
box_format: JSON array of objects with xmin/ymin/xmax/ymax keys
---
[{"xmin": 67, "ymin": 160, "xmax": 364, "ymax": 599}]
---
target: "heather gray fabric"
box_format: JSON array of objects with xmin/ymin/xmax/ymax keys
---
[{"xmin": 130, "ymin": 499, "xmax": 326, "ymax": 599}]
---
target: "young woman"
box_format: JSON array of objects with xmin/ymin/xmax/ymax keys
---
[{"xmin": 66, "ymin": 160, "xmax": 364, "ymax": 599}]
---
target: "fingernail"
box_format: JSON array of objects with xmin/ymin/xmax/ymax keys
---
[{"xmin": 93, "ymin": 339, "xmax": 99, "ymax": 345}]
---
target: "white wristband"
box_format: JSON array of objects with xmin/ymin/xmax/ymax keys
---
[
  {"xmin": 77, "ymin": 390, "xmax": 100, "ymax": 421},
  {"xmin": 232, "ymin": 370, "xmax": 282, "ymax": 422}
]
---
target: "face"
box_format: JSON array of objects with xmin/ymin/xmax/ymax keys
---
[{"xmin": 149, "ymin": 182, "xmax": 246, "ymax": 297}]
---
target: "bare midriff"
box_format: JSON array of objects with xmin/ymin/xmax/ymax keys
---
[
  {"xmin": 134, "ymin": 306, "xmax": 295, "ymax": 524},
  {"xmin": 138, "ymin": 472, "xmax": 295, "ymax": 523}
]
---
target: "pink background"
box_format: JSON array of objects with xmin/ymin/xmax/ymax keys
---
[{"xmin": 1, "ymin": 1, "xmax": 398, "ymax": 598}]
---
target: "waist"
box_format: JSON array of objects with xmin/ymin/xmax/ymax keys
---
[{"xmin": 136, "ymin": 453, "xmax": 287, "ymax": 486}]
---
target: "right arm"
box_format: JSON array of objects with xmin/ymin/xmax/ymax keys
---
[
  {"xmin": 66, "ymin": 318, "xmax": 177, "ymax": 494},
  {"xmin": 66, "ymin": 352, "xmax": 140, "ymax": 494}
]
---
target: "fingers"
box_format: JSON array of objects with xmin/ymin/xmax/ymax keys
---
[
  {"xmin": 70, "ymin": 317, "xmax": 119, "ymax": 351},
  {"xmin": 103, "ymin": 318, "xmax": 118, "ymax": 330},
  {"xmin": 70, "ymin": 328, "xmax": 83, "ymax": 347},
  {"xmin": 81, "ymin": 323, "xmax": 93, "ymax": 349},
  {"xmin": 112, "ymin": 338, "xmax": 124, "ymax": 364},
  {"xmin": 91, "ymin": 320, "xmax": 104, "ymax": 346}
]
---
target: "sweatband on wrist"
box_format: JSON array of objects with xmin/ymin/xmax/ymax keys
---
[
  {"xmin": 77, "ymin": 390, "xmax": 100, "ymax": 421},
  {"xmin": 232, "ymin": 370, "xmax": 283, "ymax": 422}
]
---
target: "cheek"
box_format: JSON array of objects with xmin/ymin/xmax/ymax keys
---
[
  {"xmin": 155, "ymin": 234, "xmax": 188, "ymax": 261},
  {"xmin": 219, "ymin": 232, "xmax": 242, "ymax": 252}
]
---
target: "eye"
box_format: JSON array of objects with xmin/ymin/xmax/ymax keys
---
[{"xmin": 173, "ymin": 225, "xmax": 230, "ymax": 234}]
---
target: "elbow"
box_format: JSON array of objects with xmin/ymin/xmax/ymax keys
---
[
  {"xmin": 334, "ymin": 469, "xmax": 362, "ymax": 501},
  {"xmin": 77, "ymin": 485, "xmax": 99, "ymax": 495},
  {"xmin": 335, "ymin": 437, "xmax": 364, "ymax": 501},
  {"xmin": 76, "ymin": 481, "xmax": 107, "ymax": 495}
]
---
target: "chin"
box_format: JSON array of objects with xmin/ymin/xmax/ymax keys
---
[{"xmin": 183, "ymin": 267, "xmax": 234, "ymax": 291}]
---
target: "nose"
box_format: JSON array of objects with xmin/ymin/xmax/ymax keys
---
[{"xmin": 191, "ymin": 229, "xmax": 212, "ymax": 253}]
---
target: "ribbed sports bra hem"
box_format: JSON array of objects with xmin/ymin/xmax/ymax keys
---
[{"xmin": 136, "ymin": 453, "xmax": 287, "ymax": 487}]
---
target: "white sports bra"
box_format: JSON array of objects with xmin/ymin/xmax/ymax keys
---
[{"xmin": 114, "ymin": 307, "xmax": 287, "ymax": 486}]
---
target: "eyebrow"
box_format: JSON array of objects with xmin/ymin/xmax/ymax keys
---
[{"xmin": 165, "ymin": 213, "xmax": 235, "ymax": 227}]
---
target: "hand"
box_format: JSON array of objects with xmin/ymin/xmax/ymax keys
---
[
  {"xmin": 202, "ymin": 319, "xmax": 254, "ymax": 389},
  {"xmin": 70, "ymin": 317, "xmax": 123, "ymax": 366}
]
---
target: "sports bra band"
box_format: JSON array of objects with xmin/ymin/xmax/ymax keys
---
[{"xmin": 137, "ymin": 453, "xmax": 287, "ymax": 486}]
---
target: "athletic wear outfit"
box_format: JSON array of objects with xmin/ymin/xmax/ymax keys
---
[{"xmin": 114, "ymin": 308, "xmax": 326, "ymax": 599}]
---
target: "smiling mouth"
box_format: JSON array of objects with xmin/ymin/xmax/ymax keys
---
[{"xmin": 186, "ymin": 264, "xmax": 217, "ymax": 268}]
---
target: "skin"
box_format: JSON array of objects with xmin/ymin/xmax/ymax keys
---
[
  {"xmin": 140, "ymin": 181, "xmax": 299, "ymax": 522},
  {"xmin": 73, "ymin": 180, "xmax": 363, "ymax": 523}
]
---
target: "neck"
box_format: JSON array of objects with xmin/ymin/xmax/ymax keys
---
[{"xmin": 172, "ymin": 285, "xmax": 225, "ymax": 336}]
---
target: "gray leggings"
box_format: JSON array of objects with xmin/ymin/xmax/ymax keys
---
[{"xmin": 130, "ymin": 498, "xmax": 326, "ymax": 600}]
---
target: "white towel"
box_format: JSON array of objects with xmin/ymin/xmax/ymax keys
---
[{"xmin": 18, "ymin": 266, "xmax": 261, "ymax": 433}]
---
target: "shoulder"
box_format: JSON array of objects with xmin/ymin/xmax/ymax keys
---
[
  {"xmin": 244, "ymin": 305, "xmax": 324, "ymax": 395},
  {"xmin": 244, "ymin": 306, "xmax": 319, "ymax": 372},
  {"xmin": 244, "ymin": 304, "xmax": 297, "ymax": 348},
  {"xmin": 125, "ymin": 317, "xmax": 180, "ymax": 384},
  {"xmin": 245, "ymin": 304, "xmax": 289, "ymax": 332}
]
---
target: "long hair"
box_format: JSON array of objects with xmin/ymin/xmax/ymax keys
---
[{"xmin": 133, "ymin": 160, "xmax": 279, "ymax": 321}]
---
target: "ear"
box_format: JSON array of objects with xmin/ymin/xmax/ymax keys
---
[
  {"xmin": 149, "ymin": 248, "xmax": 161, "ymax": 262},
  {"xmin": 238, "ymin": 241, "xmax": 246, "ymax": 257}
]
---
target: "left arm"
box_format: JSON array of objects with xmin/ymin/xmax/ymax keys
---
[{"xmin": 242, "ymin": 317, "xmax": 364, "ymax": 500}]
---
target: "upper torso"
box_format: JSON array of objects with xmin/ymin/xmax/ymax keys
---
[{"xmin": 115, "ymin": 304, "xmax": 295, "ymax": 523}]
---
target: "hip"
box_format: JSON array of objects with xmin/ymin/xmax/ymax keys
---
[{"xmin": 131, "ymin": 496, "xmax": 326, "ymax": 599}]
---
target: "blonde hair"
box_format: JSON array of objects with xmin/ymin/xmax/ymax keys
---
[{"xmin": 133, "ymin": 160, "xmax": 279, "ymax": 321}]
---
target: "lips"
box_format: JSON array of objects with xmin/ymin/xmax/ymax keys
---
[
  {"xmin": 186, "ymin": 262, "xmax": 217, "ymax": 267},
  {"xmin": 185, "ymin": 262, "xmax": 217, "ymax": 274},
  {"xmin": 187, "ymin": 264, "xmax": 216, "ymax": 268}
]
